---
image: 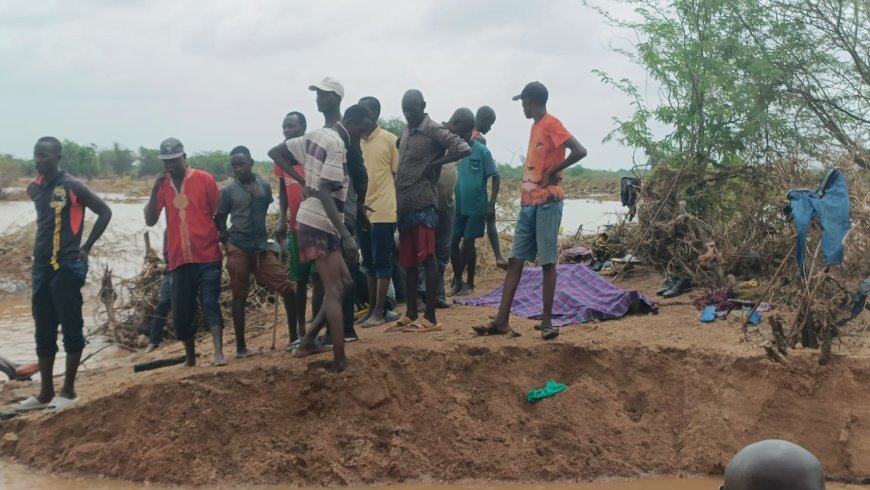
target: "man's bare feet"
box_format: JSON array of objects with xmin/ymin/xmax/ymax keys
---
[
  {"xmin": 213, "ymin": 352, "xmax": 227, "ymax": 367},
  {"xmin": 14, "ymin": 363, "xmax": 39, "ymax": 378},
  {"xmin": 472, "ymin": 321, "xmax": 518, "ymax": 336},
  {"xmin": 326, "ymin": 360, "xmax": 351, "ymax": 373},
  {"xmin": 235, "ymin": 348, "xmax": 257, "ymax": 359},
  {"xmin": 455, "ymin": 284, "xmax": 474, "ymax": 296},
  {"xmin": 360, "ymin": 315, "xmax": 386, "ymax": 328},
  {"xmin": 291, "ymin": 341, "xmax": 332, "ymax": 358},
  {"xmin": 143, "ymin": 344, "xmax": 159, "ymax": 354},
  {"xmin": 355, "ymin": 312, "xmax": 372, "ymax": 325}
]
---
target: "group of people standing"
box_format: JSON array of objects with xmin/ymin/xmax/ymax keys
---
[{"xmin": 18, "ymin": 78, "xmax": 586, "ymax": 411}]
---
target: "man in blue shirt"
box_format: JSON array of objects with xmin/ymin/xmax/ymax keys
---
[{"xmin": 449, "ymin": 109, "xmax": 500, "ymax": 296}]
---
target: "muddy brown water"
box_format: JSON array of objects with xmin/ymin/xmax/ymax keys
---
[
  {"xmin": 0, "ymin": 461, "xmax": 721, "ymax": 489},
  {"xmin": 0, "ymin": 462, "xmax": 867, "ymax": 490}
]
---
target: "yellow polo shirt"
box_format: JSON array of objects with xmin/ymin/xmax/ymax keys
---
[{"xmin": 361, "ymin": 126, "xmax": 399, "ymax": 223}]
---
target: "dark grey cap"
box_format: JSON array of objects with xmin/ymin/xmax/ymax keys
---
[
  {"xmin": 158, "ymin": 137, "xmax": 185, "ymax": 160},
  {"xmin": 512, "ymin": 81, "xmax": 549, "ymax": 104}
]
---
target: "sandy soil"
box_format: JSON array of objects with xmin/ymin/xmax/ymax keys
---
[{"xmin": 1, "ymin": 268, "xmax": 869, "ymax": 487}]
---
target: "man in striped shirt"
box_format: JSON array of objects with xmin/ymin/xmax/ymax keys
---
[{"xmin": 269, "ymin": 105, "xmax": 372, "ymax": 372}]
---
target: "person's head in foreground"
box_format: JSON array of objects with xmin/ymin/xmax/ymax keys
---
[
  {"xmin": 158, "ymin": 137, "xmax": 187, "ymax": 179},
  {"xmin": 283, "ymin": 111, "xmax": 306, "ymax": 140},
  {"xmin": 475, "ymin": 105, "xmax": 496, "ymax": 134},
  {"xmin": 342, "ymin": 104, "xmax": 374, "ymax": 141},
  {"xmin": 33, "ymin": 137, "xmax": 62, "ymax": 176},
  {"xmin": 721, "ymin": 439, "xmax": 825, "ymax": 490},
  {"xmin": 229, "ymin": 146, "xmax": 254, "ymax": 182},
  {"xmin": 512, "ymin": 81, "xmax": 548, "ymax": 119}
]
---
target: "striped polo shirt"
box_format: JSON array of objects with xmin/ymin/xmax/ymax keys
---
[{"xmin": 286, "ymin": 127, "xmax": 348, "ymax": 236}]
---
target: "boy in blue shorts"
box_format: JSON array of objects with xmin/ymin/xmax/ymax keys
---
[{"xmin": 449, "ymin": 108, "xmax": 499, "ymax": 296}]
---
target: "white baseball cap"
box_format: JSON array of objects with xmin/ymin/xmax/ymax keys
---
[{"xmin": 309, "ymin": 77, "xmax": 345, "ymax": 100}]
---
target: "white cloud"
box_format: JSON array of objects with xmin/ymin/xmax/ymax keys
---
[{"xmin": 0, "ymin": 0, "xmax": 647, "ymax": 170}]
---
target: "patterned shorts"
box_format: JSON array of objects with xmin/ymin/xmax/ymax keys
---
[{"xmin": 297, "ymin": 224, "xmax": 341, "ymax": 263}]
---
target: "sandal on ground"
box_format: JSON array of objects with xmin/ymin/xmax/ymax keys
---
[
  {"xmin": 472, "ymin": 322, "xmax": 520, "ymax": 337},
  {"xmin": 16, "ymin": 395, "xmax": 50, "ymax": 412},
  {"xmin": 541, "ymin": 326, "xmax": 560, "ymax": 340},
  {"xmin": 385, "ymin": 315, "xmax": 414, "ymax": 333},
  {"xmin": 402, "ymin": 318, "xmax": 442, "ymax": 333},
  {"xmin": 47, "ymin": 396, "xmax": 78, "ymax": 412}
]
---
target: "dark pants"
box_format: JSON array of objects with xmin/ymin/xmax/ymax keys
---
[
  {"xmin": 32, "ymin": 261, "xmax": 88, "ymax": 358},
  {"xmin": 170, "ymin": 261, "xmax": 223, "ymax": 342},
  {"xmin": 148, "ymin": 273, "xmax": 173, "ymax": 345},
  {"xmin": 342, "ymin": 230, "xmax": 359, "ymax": 338},
  {"xmin": 418, "ymin": 205, "xmax": 454, "ymax": 301}
]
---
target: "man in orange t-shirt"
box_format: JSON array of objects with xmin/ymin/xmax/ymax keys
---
[{"xmin": 473, "ymin": 82, "xmax": 587, "ymax": 341}]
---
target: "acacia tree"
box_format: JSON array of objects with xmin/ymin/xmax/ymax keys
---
[
  {"xmin": 589, "ymin": 0, "xmax": 868, "ymax": 168},
  {"xmin": 735, "ymin": 0, "xmax": 869, "ymax": 167},
  {"xmin": 589, "ymin": 0, "xmax": 811, "ymax": 168}
]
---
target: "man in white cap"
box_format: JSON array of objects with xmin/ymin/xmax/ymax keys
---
[{"xmin": 306, "ymin": 78, "xmax": 368, "ymax": 345}]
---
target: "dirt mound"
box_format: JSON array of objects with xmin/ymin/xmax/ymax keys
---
[{"xmin": 3, "ymin": 342, "xmax": 870, "ymax": 486}]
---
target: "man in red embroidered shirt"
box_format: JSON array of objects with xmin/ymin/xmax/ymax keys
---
[
  {"xmin": 473, "ymin": 82, "xmax": 587, "ymax": 341},
  {"xmin": 144, "ymin": 138, "xmax": 226, "ymax": 367}
]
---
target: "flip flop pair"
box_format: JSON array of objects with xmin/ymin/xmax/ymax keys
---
[
  {"xmin": 17, "ymin": 395, "xmax": 79, "ymax": 413},
  {"xmin": 401, "ymin": 318, "xmax": 442, "ymax": 333}
]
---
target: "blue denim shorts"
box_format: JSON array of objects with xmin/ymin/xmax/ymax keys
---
[
  {"xmin": 453, "ymin": 214, "xmax": 486, "ymax": 241},
  {"xmin": 509, "ymin": 201, "xmax": 564, "ymax": 266},
  {"xmin": 359, "ymin": 223, "xmax": 395, "ymax": 279}
]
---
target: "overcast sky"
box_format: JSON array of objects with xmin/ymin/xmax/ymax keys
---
[{"xmin": 0, "ymin": 0, "xmax": 650, "ymax": 170}]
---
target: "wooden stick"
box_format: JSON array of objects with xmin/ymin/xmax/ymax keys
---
[
  {"xmin": 742, "ymin": 241, "xmax": 797, "ymax": 332},
  {"xmin": 270, "ymin": 247, "xmax": 282, "ymax": 351}
]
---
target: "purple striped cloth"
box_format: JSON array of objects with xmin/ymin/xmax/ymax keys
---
[{"xmin": 456, "ymin": 263, "xmax": 658, "ymax": 326}]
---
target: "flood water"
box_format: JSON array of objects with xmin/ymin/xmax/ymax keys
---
[
  {"xmin": 0, "ymin": 462, "xmax": 867, "ymax": 490},
  {"xmin": 0, "ymin": 461, "xmax": 724, "ymax": 489}
]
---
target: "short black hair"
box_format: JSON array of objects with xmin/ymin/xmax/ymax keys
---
[
  {"xmin": 230, "ymin": 146, "xmax": 251, "ymax": 158},
  {"xmin": 37, "ymin": 136, "xmax": 62, "ymax": 154},
  {"xmin": 343, "ymin": 104, "xmax": 372, "ymax": 124},
  {"xmin": 359, "ymin": 96, "xmax": 381, "ymax": 118},
  {"xmin": 285, "ymin": 111, "xmax": 307, "ymax": 130}
]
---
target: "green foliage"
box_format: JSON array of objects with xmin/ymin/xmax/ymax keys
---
[
  {"xmin": 496, "ymin": 162, "xmax": 630, "ymax": 181},
  {"xmin": 137, "ymin": 147, "xmax": 163, "ymax": 177},
  {"xmin": 588, "ymin": 0, "xmax": 868, "ymax": 168},
  {"xmin": 60, "ymin": 140, "xmax": 100, "ymax": 179},
  {"xmin": 187, "ymin": 151, "xmax": 232, "ymax": 180},
  {"xmin": 99, "ymin": 143, "xmax": 135, "ymax": 176},
  {"xmin": 379, "ymin": 117, "xmax": 405, "ymax": 137},
  {"xmin": 0, "ymin": 154, "xmax": 28, "ymax": 194},
  {"xmin": 496, "ymin": 163, "xmax": 523, "ymax": 180}
]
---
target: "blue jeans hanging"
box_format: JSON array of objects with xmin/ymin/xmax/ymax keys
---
[{"xmin": 787, "ymin": 169, "xmax": 851, "ymax": 277}]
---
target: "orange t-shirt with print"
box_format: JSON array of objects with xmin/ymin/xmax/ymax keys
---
[{"xmin": 521, "ymin": 113, "xmax": 573, "ymax": 205}]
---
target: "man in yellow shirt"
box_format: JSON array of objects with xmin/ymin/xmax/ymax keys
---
[{"xmin": 356, "ymin": 96, "xmax": 399, "ymax": 327}]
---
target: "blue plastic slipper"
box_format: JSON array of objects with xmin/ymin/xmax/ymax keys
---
[{"xmin": 700, "ymin": 305, "xmax": 716, "ymax": 322}]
